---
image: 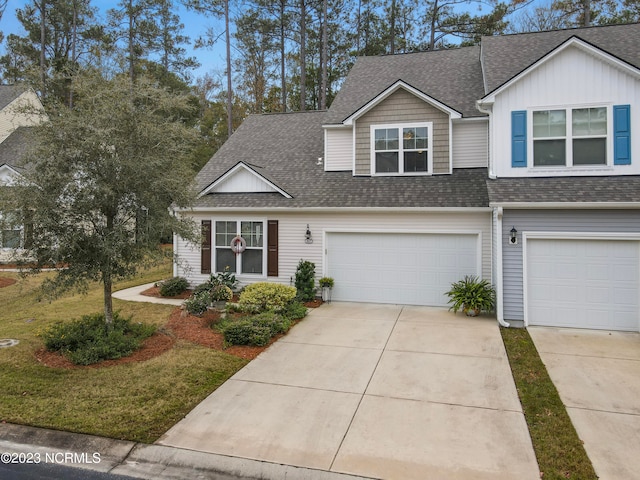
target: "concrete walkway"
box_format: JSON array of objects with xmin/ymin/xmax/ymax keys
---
[
  {"xmin": 112, "ymin": 282, "xmax": 184, "ymax": 306},
  {"xmin": 158, "ymin": 303, "xmax": 540, "ymax": 480},
  {"xmin": 529, "ymin": 327, "xmax": 640, "ymax": 480}
]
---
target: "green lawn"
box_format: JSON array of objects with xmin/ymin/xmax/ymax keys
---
[
  {"xmin": 0, "ymin": 263, "xmax": 247, "ymax": 443},
  {"xmin": 501, "ymin": 327, "xmax": 598, "ymax": 480}
]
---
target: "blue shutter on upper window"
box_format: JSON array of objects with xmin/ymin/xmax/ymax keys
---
[
  {"xmin": 511, "ymin": 110, "xmax": 527, "ymax": 167},
  {"xmin": 614, "ymin": 105, "xmax": 631, "ymax": 165}
]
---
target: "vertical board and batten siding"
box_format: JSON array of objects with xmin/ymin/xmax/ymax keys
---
[
  {"xmin": 452, "ymin": 120, "xmax": 489, "ymax": 168},
  {"xmin": 492, "ymin": 45, "xmax": 640, "ymax": 177},
  {"xmin": 501, "ymin": 209, "xmax": 640, "ymax": 321},
  {"xmin": 324, "ymin": 128, "xmax": 353, "ymax": 171},
  {"xmin": 354, "ymin": 89, "xmax": 450, "ymax": 175},
  {"xmin": 213, "ymin": 168, "xmax": 278, "ymax": 193},
  {"xmin": 176, "ymin": 211, "xmax": 492, "ymax": 289}
]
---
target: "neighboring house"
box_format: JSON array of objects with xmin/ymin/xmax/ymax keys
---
[
  {"xmin": 0, "ymin": 86, "xmax": 44, "ymax": 261},
  {"xmin": 175, "ymin": 23, "xmax": 640, "ymax": 333}
]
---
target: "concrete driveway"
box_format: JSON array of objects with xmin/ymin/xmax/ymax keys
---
[
  {"xmin": 158, "ymin": 303, "xmax": 539, "ymax": 480},
  {"xmin": 529, "ymin": 327, "xmax": 640, "ymax": 480}
]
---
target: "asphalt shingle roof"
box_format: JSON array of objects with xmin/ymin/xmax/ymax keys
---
[
  {"xmin": 0, "ymin": 127, "xmax": 34, "ymax": 172},
  {"xmin": 195, "ymin": 111, "xmax": 489, "ymax": 209},
  {"xmin": 0, "ymin": 85, "xmax": 26, "ymax": 111},
  {"xmin": 196, "ymin": 23, "xmax": 640, "ymax": 210},
  {"xmin": 481, "ymin": 23, "xmax": 640, "ymax": 94},
  {"xmin": 487, "ymin": 175, "xmax": 640, "ymax": 204},
  {"xmin": 326, "ymin": 46, "xmax": 485, "ymax": 121}
]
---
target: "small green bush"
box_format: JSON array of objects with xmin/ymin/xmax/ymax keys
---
[
  {"xmin": 221, "ymin": 312, "xmax": 293, "ymax": 346},
  {"xmin": 41, "ymin": 312, "xmax": 156, "ymax": 366},
  {"xmin": 159, "ymin": 276, "xmax": 189, "ymax": 297},
  {"xmin": 238, "ymin": 282, "xmax": 297, "ymax": 311},
  {"xmin": 295, "ymin": 260, "xmax": 316, "ymax": 301},
  {"xmin": 184, "ymin": 291, "xmax": 210, "ymax": 315},
  {"xmin": 223, "ymin": 321, "xmax": 272, "ymax": 346},
  {"xmin": 282, "ymin": 300, "xmax": 308, "ymax": 320},
  {"xmin": 211, "ymin": 284, "xmax": 233, "ymax": 302}
]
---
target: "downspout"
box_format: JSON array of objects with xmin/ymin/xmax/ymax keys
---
[
  {"xmin": 495, "ymin": 206, "xmax": 510, "ymax": 327},
  {"xmin": 476, "ymin": 100, "xmax": 495, "ymax": 179}
]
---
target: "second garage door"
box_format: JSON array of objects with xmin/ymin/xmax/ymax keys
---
[
  {"xmin": 526, "ymin": 238, "xmax": 639, "ymax": 331},
  {"xmin": 326, "ymin": 232, "xmax": 479, "ymax": 306}
]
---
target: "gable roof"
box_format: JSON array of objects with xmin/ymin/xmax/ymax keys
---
[
  {"xmin": 194, "ymin": 111, "xmax": 489, "ymax": 210},
  {"xmin": 0, "ymin": 127, "xmax": 34, "ymax": 174},
  {"xmin": 480, "ymin": 23, "xmax": 640, "ymax": 94},
  {"xmin": 326, "ymin": 46, "xmax": 484, "ymax": 122},
  {"xmin": 0, "ymin": 85, "xmax": 26, "ymax": 111},
  {"xmin": 200, "ymin": 161, "xmax": 293, "ymax": 198},
  {"xmin": 479, "ymin": 35, "xmax": 640, "ymax": 105}
]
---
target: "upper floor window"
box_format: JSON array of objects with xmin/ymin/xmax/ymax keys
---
[
  {"xmin": 372, "ymin": 123, "xmax": 432, "ymax": 175},
  {"xmin": 532, "ymin": 106, "xmax": 607, "ymax": 167}
]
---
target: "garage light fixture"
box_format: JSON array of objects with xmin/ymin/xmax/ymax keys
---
[
  {"xmin": 510, "ymin": 227, "xmax": 518, "ymax": 245},
  {"xmin": 305, "ymin": 224, "xmax": 313, "ymax": 244}
]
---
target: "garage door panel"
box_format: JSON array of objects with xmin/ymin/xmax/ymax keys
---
[
  {"xmin": 328, "ymin": 232, "xmax": 478, "ymax": 306},
  {"xmin": 527, "ymin": 239, "xmax": 639, "ymax": 331}
]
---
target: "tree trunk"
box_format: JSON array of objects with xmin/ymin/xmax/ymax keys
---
[
  {"xmin": 129, "ymin": 0, "xmax": 135, "ymax": 83},
  {"xmin": 104, "ymin": 272, "xmax": 113, "ymax": 326},
  {"xmin": 40, "ymin": 0, "xmax": 46, "ymax": 98},
  {"xmin": 320, "ymin": 0, "xmax": 328, "ymax": 110},
  {"xmin": 70, "ymin": 0, "xmax": 78, "ymax": 108},
  {"xmin": 280, "ymin": 0, "xmax": 286, "ymax": 112},
  {"xmin": 390, "ymin": 0, "xmax": 396, "ymax": 54},
  {"xmin": 299, "ymin": 0, "xmax": 306, "ymax": 111},
  {"xmin": 225, "ymin": 0, "xmax": 233, "ymax": 137},
  {"xmin": 583, "ymin": 0, "xmax": 591, "ymax": 26}
]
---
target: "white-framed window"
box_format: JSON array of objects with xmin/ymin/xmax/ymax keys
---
[
  {"xmin": 0, "ymin": 212, "xmax": 22, "ymax": 249},
  {"xmin": 371, "ymin": 122, "xmax": 432, "ymax": 175},
  {"xmin": 214, "ymin": 220, "xmax": 264, "ymax": 275},
  {"xmin": 532, "ymin": 106, "xmax": 608, "ymax": 167}
]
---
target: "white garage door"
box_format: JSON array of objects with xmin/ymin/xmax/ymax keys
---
[
  {"xmin": 526, "ymin": 239, "xmax": 639, "ymax": 331},
  {"xmin": 326, "ymin": 232, "xmax": 478, "ymax": 306}
]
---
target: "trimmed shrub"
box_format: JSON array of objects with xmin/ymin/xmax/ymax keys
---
[
  {"xmin": 211, "ymin": 284, "xmax": 233, "ymax": 302},
  {"xmin": 223, "ymin": 321, "xmax": 271, "ymax": 346},
  {"xmin": 159, "ymin": 276, "xmax": 189, "ymax": 297},
  {"xmin": 282, "ymin": 300, "xmax": 308, "ymax": 320},
  {"xmin": 41, "ymin": 312, "xmax": 155, "ymax": 366},
  {"xmin": 221, "ymin": 312, "xmax": 292, "ymax": 346},
  {"xmin": 295, "ymin": 260, "xmax": 316, "ymax": 301},
  {"xmin": 184, "ymin": 291, "xmax": 210, "ymax": 315},
  {"xmin": 238, "ymin": 282, "xmax": 297, "ymax": 312}
]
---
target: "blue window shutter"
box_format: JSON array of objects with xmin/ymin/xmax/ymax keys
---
[
  {"xmin": 511, "ymin": 110, "xmax": 527, "ymax": 167},
  {"xmin": 614, "ymin": 105, "xmax": 631, "ymax": 165}
]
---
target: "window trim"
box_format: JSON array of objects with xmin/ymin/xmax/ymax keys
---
[
  {"xmin": 370, "ymin": 122, "xmax": 433, "ymax": 176},
  {"xmin": 213, "ymin": 218, "xmax": 267, "ymax": 277},
  {"xmin": 529, "ymin": 105, "xmax": 611, "ymax": 169}
]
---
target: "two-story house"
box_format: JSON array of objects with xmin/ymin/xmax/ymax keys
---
[
  {"xmin": 0, "ymin": 86, "xmax": 43, "ymax": 260},
  {"xmin": 174, "ymin": 23, "xmax": 640, "ymax": 332}
]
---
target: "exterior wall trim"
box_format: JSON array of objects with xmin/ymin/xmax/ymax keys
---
[
  {"xmin": 177, "ymin": 207, "xmax": 493, "ymax": 213},
  {"xmin": 521, "ymin": 230, "xmax": 640, "ymax": 326},
  {"xmin": 490, "ymin": 202, "xmax": 640, "ymax": 209}
]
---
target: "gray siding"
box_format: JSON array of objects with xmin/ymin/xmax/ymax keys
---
[
  {"xmin": 502, "ymin": 209, "xmax": 640, "ymax": 321},
  {"xmin": 355, "ymin": 89, "xmax": 450, "ymax": 175}
]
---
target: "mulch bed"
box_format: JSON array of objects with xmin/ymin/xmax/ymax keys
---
[
  {"xmin": 35, "ymin": 287, "xmax": 322, "ymax": 369},
  {"xmin": 0, "ymin": 277, "xmax": 17, "ymax": 288},
  {"xmin": 140, "ymin": 285, "xmax": 193, "ymax": 300}
]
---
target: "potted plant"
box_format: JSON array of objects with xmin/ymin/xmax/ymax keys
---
[
  {"xmin": 211, "ymin": 284, "xmax": 233, "ymax": 311},
  {"xmin": 319, "ymin": 277, "xmax": 334, "ymax": 303},
  {"xmin": 445, "ymin": 275, "xmax": 495, "ymax": 317}
]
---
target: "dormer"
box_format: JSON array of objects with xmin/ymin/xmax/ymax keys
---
[
  {"xmin": 478, "ymin": 36, "xmax": 640, "ymax": 178},
  {"xmin": 324, "ymin": 81, "xmax": 462, "ymax": 176}
]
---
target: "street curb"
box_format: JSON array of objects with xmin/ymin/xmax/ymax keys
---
[{"xmin": 0, "ymin": 423, "xmax": 376, "ymax": 480}]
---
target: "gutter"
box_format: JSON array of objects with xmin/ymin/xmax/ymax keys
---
[
  {"xmin": 173, "ymin": 206, "xmax": 494, "ymax": 213},
  {"xmin": 494, "ymin": 206, "xmax": 510, "ymax": 328},
  {"xmin": 490, "ymin": 202, "xmax": 640, "ymax": 209}
]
